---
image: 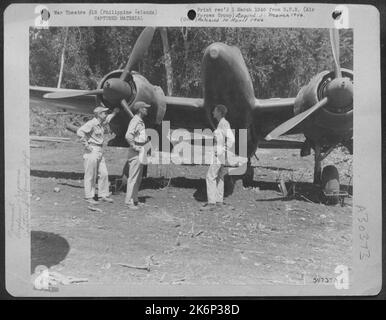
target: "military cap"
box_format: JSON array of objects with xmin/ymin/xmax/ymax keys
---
[
  {"xmin": 93, "ymin": 106, "xmax": 109, "ymax": 114},
  {"xmin": 133, "ymin": 101, "xmax": 151, "ymax": 112}
]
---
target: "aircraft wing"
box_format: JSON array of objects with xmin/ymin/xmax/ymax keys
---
[
  {"xmin": 164, "ymin": 96, "xmax": 209, "ymax": 130},
  {"xmin": 254, "ymin": 97, "xmax": 295, "ymax": 112},
  {"xmin": 30, "ymin": 86, "xmax": 96, "ymax": 114},
  {"xmin": 30, "ymin": 86, "xmax": 300, "ymax": 143},
  {"xmin": 257, "ymin": 137, "xmax": 304, "ymax": 149},
  {"xmin": 254, "ymin": 97, "xmax": 304, "ymax": 136},
  {"xmin": 163, "ymin": 96, "xmax": 300, "ymax": 137}
]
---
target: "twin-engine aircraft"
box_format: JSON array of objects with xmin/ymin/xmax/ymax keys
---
[{"xmin": 30, "ymin": 27, "xmax": 353, "ymax": 201}]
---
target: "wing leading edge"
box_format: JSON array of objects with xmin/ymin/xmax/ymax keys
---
[
  {"xmin": 30, "ymin": 86, "xmax": 210, "ymax": 130},
  {"xmin": 254, "ymin": 97, "xmax": 295, "ymax": 113},
  {"xmin": 164, "ymin": 96, "xmax": 209, "ymax": 130},
  {"xmin": 30, "ymin": 86, "xmax": 96, "ymax": 114}
]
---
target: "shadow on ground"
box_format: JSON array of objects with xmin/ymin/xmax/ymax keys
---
[
  {"xmin": 142, "ymin": 176, "xmax": 242, "ymax": 202},
  {"xmin": 254, "ymin": 165, "xmax": 295, "ymax": 172},
  {"xmin": 31, "ymin": 231, "xmax": 70, "ymax": 274},
  {"xmin": 31, "ymin": 169, "xmax": 352, "ymax": 205},
  {"xmin": 254, "ymin": 180, "xmax": 352, "ymax": 204},
  {"xmin": 31, "ymin": 170, "xmax": 121, "ymax": 181}
]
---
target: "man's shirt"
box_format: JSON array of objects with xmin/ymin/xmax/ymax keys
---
[
  {"xmin": 77, "ymin": 114, "xmax": 114, "ymax": 146},
  {"xmin": 214, "ymin": 117, "xmax": 235, "ymax": 158},
  {"xmin": 125, "ymin": 114, "xmax": 147, "ymax": 146}
]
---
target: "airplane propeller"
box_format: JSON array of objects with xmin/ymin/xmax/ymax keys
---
[
  {"xmin": 265, "ymin": 28, "xmax": 352, "ymax": 141},
  {"xmin": 120, "ymin": 27, "xmax": 156, "ymax": 81},
  {"xmin": 44, "ymin": 27, "xmax": 157, "ymax": 118},
  {"xmin": 265, "ymin": 97, "xmax": 328, "ymax": 141},
  {"xmin": 119, "ymin": 26, "xmax": 156, "ymax": 117},
  {"xmin": 44, "ymin": 89, "xmax": 103, "ymax": 99},
  {"xmin": 329, "ymin": 28, "xmax": 342, "ymax": 78}
]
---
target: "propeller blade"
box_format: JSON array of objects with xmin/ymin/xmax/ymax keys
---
[
  {"xmin": 329, "ymin": 28, "xmax": 342, "ymax": 78},
  {"xmin": 120, "ymin": 27, "xmax": 156, "ymax": 81},
  {"xmin": 121, "ymin": 99, "xmax": 134, "ymax": 118},
  {"xmin": 265, "ymin": 97, "xmax": 328, "ymax": 140},
  {"xmin": 44, "ymin": 89, "xmax": 103, "ymax": 99}
]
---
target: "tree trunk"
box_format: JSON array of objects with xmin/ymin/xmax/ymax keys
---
[
  {"xmin": 160, "ymin": 27, "xmax": 173, "ymax": 96},
  {"xmin": 181, "ymin": 27, "xmax": 189, "ymax": 62},
  {"xmin": 220, "ymin": 28, "xmax": 227, "ymax": 42},
  {"xmin": 57, "ymin": 27, "xmax": 69, "ymax": 88}
]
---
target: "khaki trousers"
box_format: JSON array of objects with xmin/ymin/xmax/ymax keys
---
[
  {"xmin": 125, "ymin": 148, "xmax": 144, "ymax": 204},
  {"xmin": 206, "ymin": 163, "xmax": 227, "ymax": 204},
  {"xmin": 83, "ymin": 146, "xmax": 109, "ymax": 199}
]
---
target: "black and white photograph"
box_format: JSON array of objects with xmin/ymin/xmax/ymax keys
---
[{"xmin": 3, "ymin": 3, "xmax": 382, "ymax": 297}]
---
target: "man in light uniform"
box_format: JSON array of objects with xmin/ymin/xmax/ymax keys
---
[
  {"xmin": 201, "ymin": 104, "xmax": 235, "ymax": 211},
  {"xmin": 125, "ymin": 101, "xmax": 151, "ymax": 210},
  {"xmin": 77, "ymin": 106, "xmax": 119, "ymax": 204}
]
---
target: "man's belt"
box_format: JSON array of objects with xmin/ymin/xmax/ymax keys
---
[
  {"xmin": 89, "ymin": 142, "xmax": 103, "ymax": 147},
  {"xmin": 134, "ymin": 141, "xmax": 147, "ymax": 146}
]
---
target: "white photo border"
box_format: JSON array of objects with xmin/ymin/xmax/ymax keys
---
[{"xmin": 3, "ymin": 3, "xmax": 382, "ymax": 296}]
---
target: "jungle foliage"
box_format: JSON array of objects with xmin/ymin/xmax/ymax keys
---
[{"xmin": 30, "ymin": 27, "xmax": 353, "ymax": 99}]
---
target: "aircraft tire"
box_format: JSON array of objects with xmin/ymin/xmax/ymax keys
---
[{"xmin": 321, "ymin": 165, "xmax": 340, "ymax": 205}]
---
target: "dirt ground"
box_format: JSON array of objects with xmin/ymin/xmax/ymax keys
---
[{"xmin": 30, "ymin": 139, "xmax": 353, "ymax": 287}]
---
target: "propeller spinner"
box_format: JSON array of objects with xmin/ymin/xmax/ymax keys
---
[{"xmin": 102, "ymin": 78, "xmax": 132, "ymax": 105}]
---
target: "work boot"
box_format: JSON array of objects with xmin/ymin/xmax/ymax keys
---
[
  {"xmin": 200, "ymin": 203, "xmax": 217, "ymax": 211},
  {"xmin": 85, "ymin": 198, "xmax": 98, "ymax": 205},
  {"xmin": 126, "ymin": 200, "xmax": 139, "ymax": 210},
  {"xmin": 126, "ymin": 203, "xmax": 139, "ymax": 210},
  {"xmin": 100, "ymin": 197, "xmax": 114, "ymax": 203},
  {"xmin": 217, "ymin": 202, "xmax": 235, "ymax": 210},
  {"xmin": 137, "ymin": 202, "xmax": 147, "ymax": 207}
]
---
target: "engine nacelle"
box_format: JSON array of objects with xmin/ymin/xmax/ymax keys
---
[
  {"xmin": 96, "ymin": 70, "xmax": 167, "ymax": 147},
  {"xmin": 96, "ymin": 70, "xmax": 166, "ymax": 127},
  {"xmin": 294, "ymin": 68, "xmax": 353, "ymax": 145}
]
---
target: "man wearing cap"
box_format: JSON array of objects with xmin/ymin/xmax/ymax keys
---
[
  {"xmin": 125, "ymin": 101, "xmax": 151, "ymax": 210},
  {"xmin": 201, "ymin": 104, "xmax": 235, "ymax": 211},
  {"xmin": 77, "ymin": 106, "xmax": 120, "ymax": 205}
]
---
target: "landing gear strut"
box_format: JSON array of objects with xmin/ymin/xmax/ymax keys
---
[
  {"xmin": 313, "ymin": 144, "xmax": 348, "ymax": 205},
  {"xmin": 313, "ymin": 144, "xmax": 336, "ymax": 185},
  {"xmin": 313, "ymin": 145, "xmax": 322, "ymax": 185},
  {"xmin": 242, "ymin": 158, "xmax": 254, "ymax": 187}
]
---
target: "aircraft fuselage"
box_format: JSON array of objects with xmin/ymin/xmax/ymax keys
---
[{"xmin": 201, "ymin": 43, "xmax": 259, "ymax": 156}]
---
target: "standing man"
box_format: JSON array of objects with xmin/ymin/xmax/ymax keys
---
[
  {"xmin": 77, "ymin": 106, "xmax": 119, "ymax": 205},
  {"xmin": 201, "ymin": 104, "xmax": 235, "ymax": 211},
  {"xmin": 125, "ymin": 101, "xmax": 151, "ymax": 210}
]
